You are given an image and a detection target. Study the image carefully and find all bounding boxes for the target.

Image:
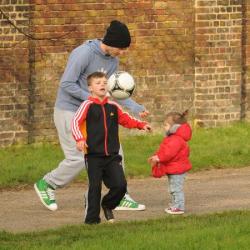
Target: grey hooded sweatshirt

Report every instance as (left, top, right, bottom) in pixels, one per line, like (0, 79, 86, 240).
(55, 39, 145, 115)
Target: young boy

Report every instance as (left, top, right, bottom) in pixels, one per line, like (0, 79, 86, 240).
(72, 72, 151, 224)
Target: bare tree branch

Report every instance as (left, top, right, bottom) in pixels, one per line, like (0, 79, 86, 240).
(0, 8, 73, 41)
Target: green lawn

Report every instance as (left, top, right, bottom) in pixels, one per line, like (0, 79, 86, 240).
(1, 211, 250, 250)
(0, 122, 250, 188)
(1, 123, 250, 249)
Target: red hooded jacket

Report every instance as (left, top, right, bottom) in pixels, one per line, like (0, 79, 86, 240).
(152, 123, 192, 177)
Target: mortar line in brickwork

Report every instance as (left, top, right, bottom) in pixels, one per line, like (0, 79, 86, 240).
(240, 0, 247, 120)
(194, 0, 198, 117)
(192, 0, 196, 118)
(27, 4, 36, 144)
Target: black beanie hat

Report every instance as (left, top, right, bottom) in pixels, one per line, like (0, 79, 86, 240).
(103, 20, 131, 48)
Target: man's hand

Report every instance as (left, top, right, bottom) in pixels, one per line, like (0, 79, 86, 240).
(148, 155, 160, 167)
(139, 110, 149, 118)
(76, 140, 88, 152)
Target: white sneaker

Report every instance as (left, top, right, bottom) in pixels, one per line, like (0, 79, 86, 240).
(34, 179, 58, 211)
(165, 207, 184, 215)
(114, 194, 146, 211)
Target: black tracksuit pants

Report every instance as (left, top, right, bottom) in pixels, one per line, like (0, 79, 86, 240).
(84, 154, 127, 224)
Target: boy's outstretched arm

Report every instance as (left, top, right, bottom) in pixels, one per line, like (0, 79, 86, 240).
(111, 101, 151, 131)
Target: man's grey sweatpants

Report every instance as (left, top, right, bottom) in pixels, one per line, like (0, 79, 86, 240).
(44, 107, 125, 189)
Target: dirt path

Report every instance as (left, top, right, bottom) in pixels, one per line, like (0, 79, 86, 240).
(1, 167, 250, 233)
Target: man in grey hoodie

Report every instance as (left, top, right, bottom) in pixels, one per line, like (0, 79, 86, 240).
(34, 20, 149, 212)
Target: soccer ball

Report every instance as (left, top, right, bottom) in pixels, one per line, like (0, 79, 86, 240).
(107, 71, 136, 100)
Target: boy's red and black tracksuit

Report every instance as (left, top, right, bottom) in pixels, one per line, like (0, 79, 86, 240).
(72, 96, 147, 224)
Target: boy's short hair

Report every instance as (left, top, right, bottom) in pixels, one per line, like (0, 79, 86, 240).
(87, 72, 107, 86)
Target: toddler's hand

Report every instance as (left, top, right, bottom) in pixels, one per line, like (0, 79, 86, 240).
(148, 155, 160, 167)
(76, 140, 88, 152)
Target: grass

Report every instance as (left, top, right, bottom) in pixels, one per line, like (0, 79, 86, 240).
(0, 122, 250, 188)
(124, 122, 250, 173)
(0, 144, 65, 188)
(1, 123, 250, 249)
(1, 211, 250, 250)
(189, 122, 250, 171)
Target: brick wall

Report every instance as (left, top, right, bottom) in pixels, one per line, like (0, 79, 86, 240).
(0, 1, 31, 146)
(245, 1, 250, 119)
(0, 0, 249, 146)
(22, 0, 195, 143)
(195, 0, 242, 126)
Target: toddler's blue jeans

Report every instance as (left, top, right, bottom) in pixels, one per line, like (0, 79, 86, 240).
(167, 173, 186, 210)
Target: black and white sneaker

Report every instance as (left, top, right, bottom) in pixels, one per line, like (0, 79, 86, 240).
(103, 207, 115, 223)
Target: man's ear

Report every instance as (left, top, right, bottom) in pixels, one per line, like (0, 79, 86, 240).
(88, 85, 92, 92)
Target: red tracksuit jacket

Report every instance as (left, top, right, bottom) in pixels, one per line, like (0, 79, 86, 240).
(152, 123, 192, 177)
(72, 96, 147, 156)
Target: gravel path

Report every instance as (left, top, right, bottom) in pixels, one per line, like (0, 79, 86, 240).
(0, 167, 250, 233)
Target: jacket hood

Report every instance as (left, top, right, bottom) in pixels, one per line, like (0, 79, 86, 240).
(174, 123, 192, 141)
(85, 39, 111, 59)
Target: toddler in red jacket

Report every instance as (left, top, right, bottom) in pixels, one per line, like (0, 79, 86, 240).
(148, 110, 192, 215)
